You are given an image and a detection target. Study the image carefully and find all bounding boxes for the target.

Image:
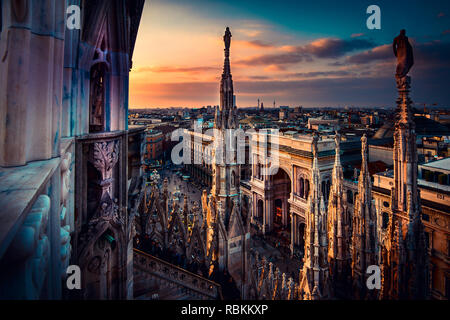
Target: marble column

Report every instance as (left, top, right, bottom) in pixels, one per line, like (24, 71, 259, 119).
(290, 212, 295, 256)
(0, 0, 65, 167)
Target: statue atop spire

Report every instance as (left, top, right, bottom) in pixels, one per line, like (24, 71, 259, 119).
(216, 27, 236, 130)
(224, 27, 232, 51)
(209, 27, 245, 278)
(379, 31, 429, 300)
(393, 29, 414, 82)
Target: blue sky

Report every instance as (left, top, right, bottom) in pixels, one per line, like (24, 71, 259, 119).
(130, 0, 450, 108)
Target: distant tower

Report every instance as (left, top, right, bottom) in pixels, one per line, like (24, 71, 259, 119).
(257, 98, 260, 110)
(351, 134, 377, 299)
(327, 132, 351, 296)
(273, 100, 276, 109)
(260, 102, 264, 111)
(299, 134, 332, 300)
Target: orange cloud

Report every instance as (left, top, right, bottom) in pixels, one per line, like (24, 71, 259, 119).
(264, 64, 286, 72)
(236, 40, 274, 48)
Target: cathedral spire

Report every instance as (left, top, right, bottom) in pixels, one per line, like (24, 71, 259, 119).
(216, 27, 236, 130)
(351, 134, 377, 299)
(327, 132, 351, 296)
(208, 27, 245, 277)
(299, 134, 331, 300)
(390, 69, 428, 299)
(379, 31, 429, 300)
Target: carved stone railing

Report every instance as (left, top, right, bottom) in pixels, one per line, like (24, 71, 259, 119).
(0, 138, 75, 299)
(133, 249, 222, 300)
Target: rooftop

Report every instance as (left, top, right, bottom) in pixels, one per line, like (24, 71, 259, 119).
(420, 157, 450, 171)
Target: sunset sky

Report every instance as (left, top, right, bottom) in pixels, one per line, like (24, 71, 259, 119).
(129, 0, 450, 109)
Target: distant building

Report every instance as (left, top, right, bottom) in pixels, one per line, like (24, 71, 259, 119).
(418, 136, 450, 161)
(279, 106, 289, 120)
(307, 117, 340, 131)
(143, 130, 163, 174)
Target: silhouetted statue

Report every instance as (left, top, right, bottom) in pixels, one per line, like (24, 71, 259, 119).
(393, 29, 414, 79)
(224, 27, 232, 51)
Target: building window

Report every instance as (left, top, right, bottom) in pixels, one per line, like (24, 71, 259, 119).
(257, 163, 262, 180)
(422, 213, 430, 222)
(438, 173, 448, 186)
(382, 212, 389, 229)
(347, 190, 353, 205)
(305, 180, 310, 199)
(299, 177, 304, 198)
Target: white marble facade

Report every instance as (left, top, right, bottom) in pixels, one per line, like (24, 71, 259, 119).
(0, 0, 145, 300)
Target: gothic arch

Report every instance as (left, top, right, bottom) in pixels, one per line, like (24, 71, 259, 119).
(167, 208, 188, 256)
(231, 170, 236, 187)
(296, 170, 310, 200)
(299, 177, 305, 198)
(187, 225, 207, 268)
(257, 199, 264, 218)
(89, 62, 108, 133)
(78, 220, 125, 299)
(278, 165, 293, 182)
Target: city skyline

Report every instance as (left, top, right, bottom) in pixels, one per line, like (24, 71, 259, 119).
(130, 0, 450, 109)
(1, 1, 449, 304)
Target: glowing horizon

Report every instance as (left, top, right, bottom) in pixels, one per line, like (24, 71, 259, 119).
(130, 0, 450, 109)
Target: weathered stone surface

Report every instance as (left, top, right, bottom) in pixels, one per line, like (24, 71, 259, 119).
(0, 158, 59, 259)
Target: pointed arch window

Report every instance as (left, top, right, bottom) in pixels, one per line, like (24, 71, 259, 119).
(231, 170, 236, 187)
(326, 180, 331, 201)
(299, 177, 305, 198)
(305, 179, 310, 199)
(89, 63, 107, 133)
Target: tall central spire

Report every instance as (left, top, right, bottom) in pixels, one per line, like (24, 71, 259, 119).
(223, 27, 232, 76)
(215, 27, 236, 130)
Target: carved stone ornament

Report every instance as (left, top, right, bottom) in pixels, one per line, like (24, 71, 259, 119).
(89, 140, 120, 181)
(78, 193, 124, 251)
(395, 75, 411, 91)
